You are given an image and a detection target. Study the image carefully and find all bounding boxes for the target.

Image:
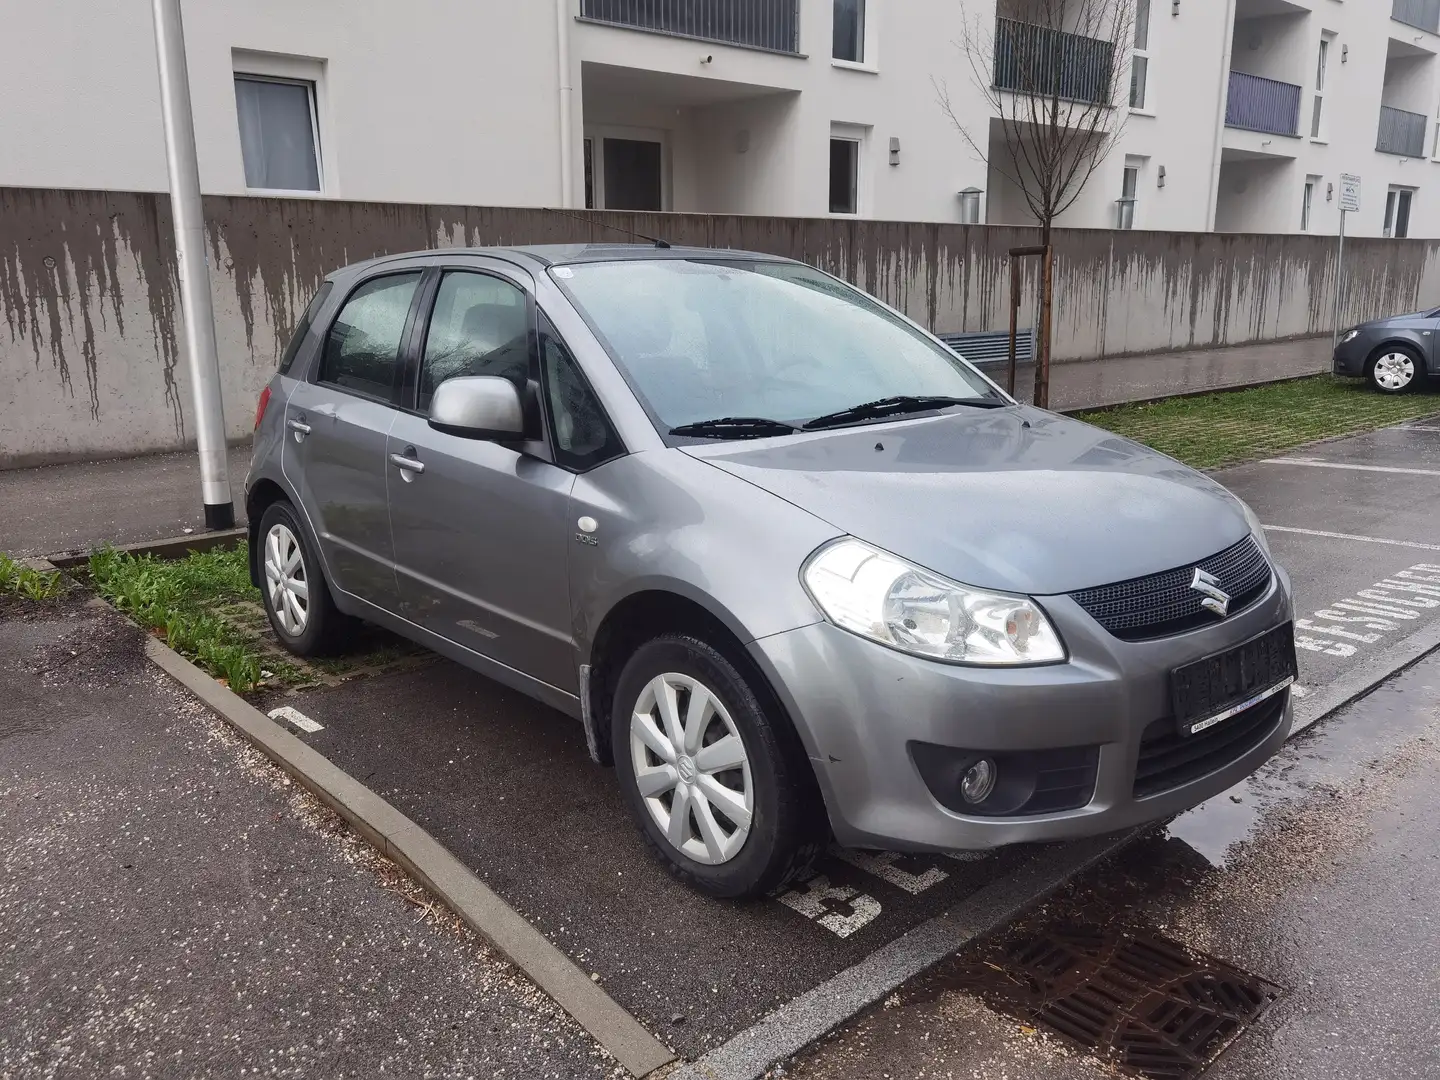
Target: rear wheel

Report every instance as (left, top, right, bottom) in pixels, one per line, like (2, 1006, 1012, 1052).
(1368, 347, 1420, 394)
(257, 500, 354, 656)
(612, 634, 823, 898)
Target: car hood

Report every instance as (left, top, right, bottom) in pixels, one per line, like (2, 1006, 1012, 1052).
(1362, 309, 1429, 328)
(682, 406, 1253, 596)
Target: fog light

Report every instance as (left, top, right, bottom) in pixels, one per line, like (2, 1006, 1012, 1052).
(961, 758, 997, 804)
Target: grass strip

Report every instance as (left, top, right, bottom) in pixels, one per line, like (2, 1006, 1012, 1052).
(0, 553, 69, 600)
(88, 543, 279, 693)
(1076, 375, 1440, 469)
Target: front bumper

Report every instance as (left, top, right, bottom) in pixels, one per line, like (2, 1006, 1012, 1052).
(747, 563, 1294, 852)
(1333, 336, 1368, 376)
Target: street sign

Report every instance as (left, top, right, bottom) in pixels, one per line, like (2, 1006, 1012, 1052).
(1339, 174, 1361, 214)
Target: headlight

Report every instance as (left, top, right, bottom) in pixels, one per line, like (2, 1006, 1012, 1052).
(801, 539, 1065, 665)
(1238, 499, 1272, 558)
(1340, 329, 1359, 343)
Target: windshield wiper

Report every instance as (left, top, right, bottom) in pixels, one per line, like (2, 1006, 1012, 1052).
(802, 394, 1005, 431)
(669, 416, 800, 439)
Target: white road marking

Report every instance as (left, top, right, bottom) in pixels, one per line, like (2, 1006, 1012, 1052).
(1260, 458, 1440, 477)
(267, 705, 323, 733)
(1264, 525, 1440, 552)
(833, 850, 949, 894)
(1397, 425, 1440, 434)
(1294, 564, 1440, 659)
(776, 874, 882, 937)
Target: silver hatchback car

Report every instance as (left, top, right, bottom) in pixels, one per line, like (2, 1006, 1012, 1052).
(246, 245, 1296, 898)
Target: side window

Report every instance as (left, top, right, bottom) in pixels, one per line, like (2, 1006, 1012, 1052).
(317, 272, 422, 400)
(278, 280, 332, 375)
(540, 314, 624, 471)
(419, 271, 531, 411)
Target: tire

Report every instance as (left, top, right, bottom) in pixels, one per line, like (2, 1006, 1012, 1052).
(1367, 346, 1421, 394)
(611, 634, 824, 899)
(256, 500, 354, 657)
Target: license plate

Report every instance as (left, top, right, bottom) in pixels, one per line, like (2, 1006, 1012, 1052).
(1170, 623, 1297, 737)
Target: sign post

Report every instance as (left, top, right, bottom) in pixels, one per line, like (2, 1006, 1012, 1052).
(1334, 174, 1361, 351)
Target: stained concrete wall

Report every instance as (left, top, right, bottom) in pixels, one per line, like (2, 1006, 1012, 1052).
(4, 186, 1439, 466)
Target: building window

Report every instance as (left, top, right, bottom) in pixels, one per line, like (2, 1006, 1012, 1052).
(234, 75, 321, 192)
(1117, 163, 1139, 229)
(583, 129, 666, 211)
(1311, 36, 1330, 139)
(829, 137, 859, 214)
(583, 138, 595, 209)
(1385, 188, 1414, 238)
(1301, 178, 1316, 231)
(1130, 0, 1151, 109)
(833, 0, 865, 62)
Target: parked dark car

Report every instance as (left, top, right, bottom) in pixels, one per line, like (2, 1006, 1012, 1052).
(1333, 308, 1440, 393)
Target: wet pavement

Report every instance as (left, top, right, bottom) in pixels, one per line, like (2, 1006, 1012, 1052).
(786, 646, 1440, 1080)
(0, 602, 620, 1079)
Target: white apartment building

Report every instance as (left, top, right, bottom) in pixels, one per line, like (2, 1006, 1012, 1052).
(1, 0, 1436, 238)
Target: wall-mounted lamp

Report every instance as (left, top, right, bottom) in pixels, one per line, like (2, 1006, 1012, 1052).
(1341, 44, 1348, 63)
(1157, 165, 1167, 188)
(958, 187, 983, 224)
(701, 54, 713, 64)
(1327, 183, 1334, 201)
(889, 137, 901, 167)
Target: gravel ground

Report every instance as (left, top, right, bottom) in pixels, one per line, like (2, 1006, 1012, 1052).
(0, 601, 623, 1079)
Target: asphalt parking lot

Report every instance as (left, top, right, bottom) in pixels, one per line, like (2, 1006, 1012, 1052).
(249, 418, 1440, 1069)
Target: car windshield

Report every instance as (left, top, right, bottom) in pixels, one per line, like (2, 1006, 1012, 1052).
(551, 259, 1000, 433)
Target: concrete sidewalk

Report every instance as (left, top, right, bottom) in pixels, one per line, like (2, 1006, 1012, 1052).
(0, 336, 1331, 558)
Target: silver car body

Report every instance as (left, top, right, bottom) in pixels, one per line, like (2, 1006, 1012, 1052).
(247, 245, 1294, 853)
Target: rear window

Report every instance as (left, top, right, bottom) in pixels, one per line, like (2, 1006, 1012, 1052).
(278, 281, 333, 376)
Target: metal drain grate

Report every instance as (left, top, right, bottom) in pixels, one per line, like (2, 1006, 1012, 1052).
(949, 926, 1282, 1079)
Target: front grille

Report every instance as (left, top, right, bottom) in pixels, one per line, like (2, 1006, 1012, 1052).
(1133, 689, 1288, 799)
(1070, 536, 1272, 641)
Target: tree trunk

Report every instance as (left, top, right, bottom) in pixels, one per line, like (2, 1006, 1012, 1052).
(1034, 222, 1054, 410)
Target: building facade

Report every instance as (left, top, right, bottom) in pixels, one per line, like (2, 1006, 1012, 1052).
(1, 0, 1437, 238)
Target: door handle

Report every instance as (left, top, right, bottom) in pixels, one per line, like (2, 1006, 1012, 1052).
(389, 452, 425, 475)
(287, 417, 311, 441)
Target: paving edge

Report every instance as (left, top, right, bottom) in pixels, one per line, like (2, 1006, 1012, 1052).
(46, 527, 246, 568)
(142, 635, 676, 1079)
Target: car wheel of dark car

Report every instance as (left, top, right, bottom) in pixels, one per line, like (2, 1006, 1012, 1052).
(1367, 346, 1421, 394)
(612, 634, 823, 899)
(257, 500, 354, 657)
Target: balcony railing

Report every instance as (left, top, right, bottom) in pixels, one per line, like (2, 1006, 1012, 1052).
(578, 0, 799, 54)
(993, 17, 1116, 105)
(1224, 70, 1301, 137)
(1393, 0, 1440, 34)
(1378, 104, 1428, 156)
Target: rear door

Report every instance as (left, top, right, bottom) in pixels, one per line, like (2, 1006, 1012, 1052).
(385, 262, 580, 693)
(282, 268, 425, 609)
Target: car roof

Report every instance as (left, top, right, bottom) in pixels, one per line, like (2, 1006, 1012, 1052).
(330, 243, 794, 279)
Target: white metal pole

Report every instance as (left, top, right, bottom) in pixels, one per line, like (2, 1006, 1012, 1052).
(151, 0, 233, 529)
(1332, 209, 1346, 352)
(555, 0, 575, 208)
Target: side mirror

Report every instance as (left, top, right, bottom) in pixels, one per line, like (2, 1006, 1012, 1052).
(428, 376, 525, 441)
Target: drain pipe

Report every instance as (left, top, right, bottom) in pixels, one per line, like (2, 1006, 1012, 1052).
(1205, 0, 1238, 231)
(556, 0, 575, 208)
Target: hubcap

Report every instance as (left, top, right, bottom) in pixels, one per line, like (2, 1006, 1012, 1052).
(629, 672, 753, 865)
(263, 523, 309, 636)
(1375, 352, 1415, 390)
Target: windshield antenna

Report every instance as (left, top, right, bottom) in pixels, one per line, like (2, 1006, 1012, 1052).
(543, 207, 671, 249)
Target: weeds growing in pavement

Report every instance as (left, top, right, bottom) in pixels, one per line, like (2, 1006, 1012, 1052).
(0, 553, 69, 601)
(88, 543, 273, 693)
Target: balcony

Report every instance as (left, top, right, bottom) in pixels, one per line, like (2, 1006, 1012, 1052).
(578, 0, 799, 54)
(992, 17, 1116, 105)
(1393, 0, 1440, 35)
(1378, 104, 1427, 156)
(1224, 71, 1301, 136)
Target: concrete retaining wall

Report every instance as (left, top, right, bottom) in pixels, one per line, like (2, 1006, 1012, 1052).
(4, 186, 1438, 466)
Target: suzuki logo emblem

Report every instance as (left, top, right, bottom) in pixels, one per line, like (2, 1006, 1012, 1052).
(1190, 568, 1231, 617)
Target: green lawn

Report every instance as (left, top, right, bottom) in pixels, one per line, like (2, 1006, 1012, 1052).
(1076, 375, 1440, 470)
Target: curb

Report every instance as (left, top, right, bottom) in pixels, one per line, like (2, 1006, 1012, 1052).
(46, 527, 246, 568)
(142, 635, 675, 1079)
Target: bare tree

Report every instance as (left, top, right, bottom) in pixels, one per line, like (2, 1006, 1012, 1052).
(936, 0, 1136, 407)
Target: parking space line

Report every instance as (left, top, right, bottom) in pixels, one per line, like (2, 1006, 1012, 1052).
(1260, 458, 1440, 477)
(267, 705, 324, 733)
(1264, 525, 1440, 552)
(1397, 425, 1440, 434)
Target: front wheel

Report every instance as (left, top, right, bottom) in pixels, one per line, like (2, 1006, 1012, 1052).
(612, 634, 823, 899)
(1368, 347, 1421, 394)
